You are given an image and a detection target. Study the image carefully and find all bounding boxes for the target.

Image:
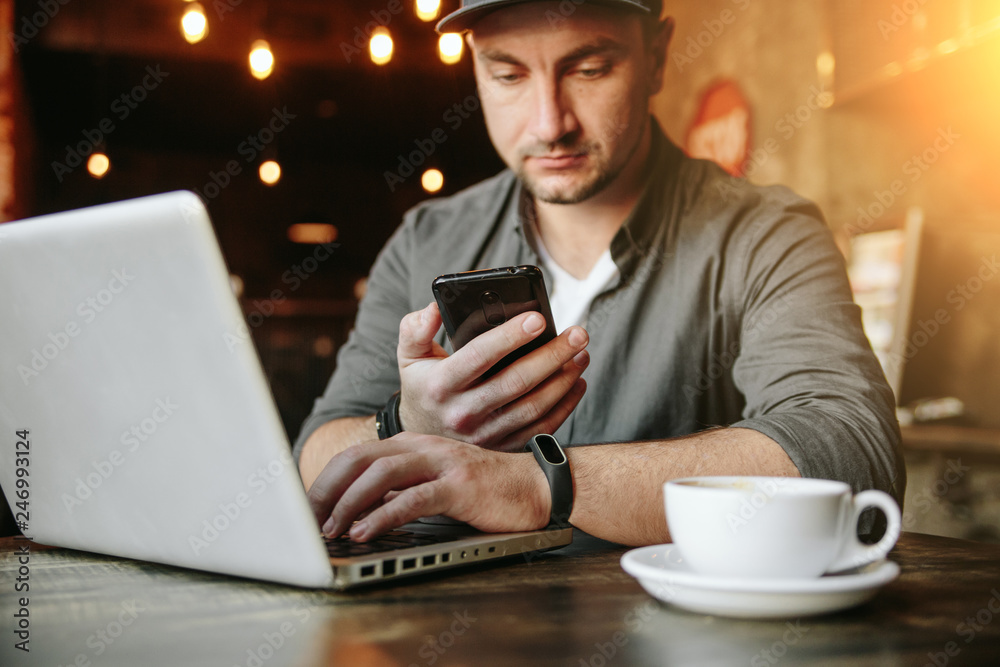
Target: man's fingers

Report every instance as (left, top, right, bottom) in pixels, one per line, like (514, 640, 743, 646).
(397, 302, 444, 365)
(440, 311, 551, 385)
(477, 351, 589, 443)
(324, 452, 436, 538)
(307, 437, 422, 528)
(349, 480, 453, 541)
(474, 325, 589, 412)
(497, 378, 588, 453)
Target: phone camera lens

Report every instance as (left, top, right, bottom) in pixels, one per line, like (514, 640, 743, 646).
(481, 291, 500, 305)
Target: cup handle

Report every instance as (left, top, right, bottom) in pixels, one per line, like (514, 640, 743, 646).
(827, 490, 901, 573)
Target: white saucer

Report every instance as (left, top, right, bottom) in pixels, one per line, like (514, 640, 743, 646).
(620, 544, 900, 618)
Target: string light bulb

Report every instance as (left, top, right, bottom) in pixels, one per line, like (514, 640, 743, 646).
(370, 27, 393, 65)
(249, 39, 275, 80)
(422, 168, 444, 193)
(259, 160, 281, 185)
(416, 0, 441, 22)
(87, 153, 110, 179)
(181, 2, 208, 44)
(439, 33, 463, 64)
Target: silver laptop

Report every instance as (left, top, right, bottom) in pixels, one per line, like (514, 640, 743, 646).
(0, 191, 571, 589)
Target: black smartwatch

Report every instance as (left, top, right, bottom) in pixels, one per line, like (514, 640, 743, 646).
(524, 434, 573, 528)
(375, 391, 403, 440)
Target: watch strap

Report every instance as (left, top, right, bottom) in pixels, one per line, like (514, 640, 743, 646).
(375, 391, 403, 440)
(524, 434, 573, 528)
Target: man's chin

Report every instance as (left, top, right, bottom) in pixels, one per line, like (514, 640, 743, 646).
(521, 179, 606, 204)
(521, 174, 607, 205)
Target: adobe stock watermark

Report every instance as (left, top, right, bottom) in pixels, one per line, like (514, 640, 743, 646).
(880, 253, 998, 377)
(902, 459, 970, 530)
(16, 268, 136, 386)
(878, 0, 929, 41)
(672, 0, 752, 72)
(724, 477, 794, 533)
(845, 126, 960, 236)
(713, 85, 832, 200)
(213, 0, 246, 21)
(406, 610, 477, 667)
(682, 293, 795, 403)
(339, 0, 406, 63)
(922, 588, 1000, 667)
(51, 65, 169, 182)
(188, 448, 295, 555)
(192, 106, 296, 202)
(577, 594, 671, 667)
(223, 241, 339, 352)
(384, 94, 483, 192)
(57, 599, 147, 665)
(233, 601, 320, 667)
(60, 398, 180, 513)
(7, 0, 72, 53)
(586, 246, 671, 331)
(751, 620, 811, 666)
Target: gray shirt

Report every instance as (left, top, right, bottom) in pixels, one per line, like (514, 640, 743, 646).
(294, 123, 906, 505)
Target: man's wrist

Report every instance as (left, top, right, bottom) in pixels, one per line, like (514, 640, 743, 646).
(517, 451, 553, 531)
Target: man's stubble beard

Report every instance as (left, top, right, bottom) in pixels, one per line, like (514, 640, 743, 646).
(516, 143, 617, 205)
(514, 120, 646, 205)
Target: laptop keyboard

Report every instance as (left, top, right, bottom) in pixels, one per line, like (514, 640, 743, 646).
(324, 528, 463, 558)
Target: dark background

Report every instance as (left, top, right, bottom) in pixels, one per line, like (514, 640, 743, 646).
(1, 0, 505, 536)
(13, 0, 505, 433)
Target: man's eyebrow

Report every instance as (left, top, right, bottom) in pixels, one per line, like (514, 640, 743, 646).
(477, 49, 525, 66)
(476, 38, 628, 67)
(555, 38, 629, 66)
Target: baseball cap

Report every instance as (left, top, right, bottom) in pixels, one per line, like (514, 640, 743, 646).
(436, 0, 661, 33)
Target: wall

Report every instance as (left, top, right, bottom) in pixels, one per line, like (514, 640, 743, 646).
(654, 0, 830, 210)
(651, 0, 1000, 542)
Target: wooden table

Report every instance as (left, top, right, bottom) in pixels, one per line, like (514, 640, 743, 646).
(2, 532, 999, 666)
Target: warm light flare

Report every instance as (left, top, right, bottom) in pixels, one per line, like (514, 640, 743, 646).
(422, 168, 444, 193)
(181, 3, 207, 44)
(259, 160, 281, 185)
(370, 28, 393, 65)
(249, 40, 274, 79)
(439, 33, 463, 64)
(816, 51, 835, 78)
(87, 153, 110, 179)
(288, 223, 338, 245)
(416, 0, 441, 22)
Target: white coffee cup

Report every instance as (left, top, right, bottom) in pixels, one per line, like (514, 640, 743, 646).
(664, 476, 901, 579)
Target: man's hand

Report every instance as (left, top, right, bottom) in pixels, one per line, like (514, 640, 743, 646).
(395, 302, 589, 452)
(308, 432, 550, 542)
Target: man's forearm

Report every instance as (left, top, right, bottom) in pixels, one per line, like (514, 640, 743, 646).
(565, 427, 800, 546)
(298, 416, 377, 490)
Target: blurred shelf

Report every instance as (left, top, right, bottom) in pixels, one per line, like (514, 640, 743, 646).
(833, 17, 1000, 108)
(901, 425, 1000, 456)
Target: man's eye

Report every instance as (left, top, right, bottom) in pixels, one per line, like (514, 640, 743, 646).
(575, 64, 610, 79)
(492, 72, 523, 84)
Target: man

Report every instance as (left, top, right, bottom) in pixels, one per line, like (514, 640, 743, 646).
(295, 0, 905, 546)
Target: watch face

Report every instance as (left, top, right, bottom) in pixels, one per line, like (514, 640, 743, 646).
(533, 434, 566, 465)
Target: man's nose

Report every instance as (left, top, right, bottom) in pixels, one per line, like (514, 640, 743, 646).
(530, 79, 578, 145)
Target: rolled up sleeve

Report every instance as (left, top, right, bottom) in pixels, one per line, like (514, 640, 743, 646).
(727, 198, 906, 506)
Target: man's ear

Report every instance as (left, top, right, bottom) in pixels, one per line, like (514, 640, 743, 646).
(648, 16, 675, 97)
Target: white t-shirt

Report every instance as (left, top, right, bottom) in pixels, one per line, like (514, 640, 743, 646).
(533, 232, 620, 333)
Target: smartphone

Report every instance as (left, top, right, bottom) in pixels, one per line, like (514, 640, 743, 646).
(432, 265, 557, 377)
